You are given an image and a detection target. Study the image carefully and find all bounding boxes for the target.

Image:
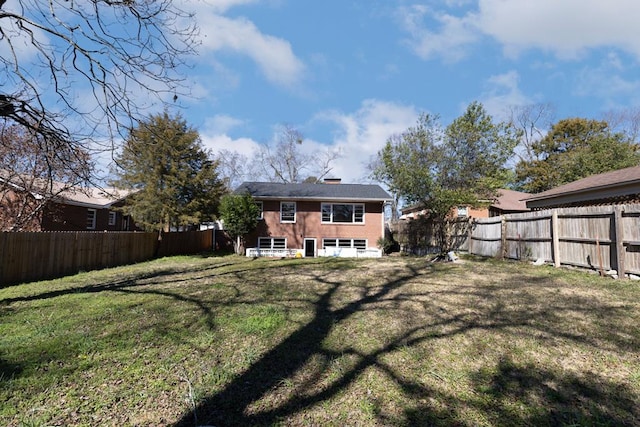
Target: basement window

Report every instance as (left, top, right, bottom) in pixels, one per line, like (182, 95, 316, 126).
(322, 238, 367, 249)
(258, 237, 286, 249)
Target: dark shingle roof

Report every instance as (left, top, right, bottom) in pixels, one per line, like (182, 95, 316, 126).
(234, 181, 392, 202)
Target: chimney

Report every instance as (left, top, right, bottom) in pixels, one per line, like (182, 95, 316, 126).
(324, 178, 342, 184)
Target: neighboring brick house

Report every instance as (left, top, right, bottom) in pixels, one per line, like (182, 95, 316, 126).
(400, 189, 530, 220)
(0, 175, 138, 231)
(39, 187, 139, 232)
(234, 180, 392, 257)
(525, 165, 640, 210)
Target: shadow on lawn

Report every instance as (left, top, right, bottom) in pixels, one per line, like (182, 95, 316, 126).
(3, 256, 637, 426)
(0, 357, 22, 382)
(171, 264, 639, 427)
(476, 356, 637, 426)
(0, 258, 272, 306)
(404, 355, 639, 427)
(173, 263, 425, 427)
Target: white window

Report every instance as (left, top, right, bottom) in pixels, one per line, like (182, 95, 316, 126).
(322, 238, 367, 249)
(108, 211, 116, 226)
(457, 206, 468, 217)
(255, 201, 263, 219)
(86, 209, 97, 230)
(280, 202, 296, 223)
(321, 203, 365, 224)
(258, 237, 286, 249)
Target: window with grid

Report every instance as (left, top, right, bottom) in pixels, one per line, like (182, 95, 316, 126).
(322, 238, 367, 249)
(86, 209, 97, 229)
(255, 201, 263, 219)
(280, 202, 296, 223)
(108, 211, 116, 226)
(321, 203, 364, 223)
(258, 237, 286, 249)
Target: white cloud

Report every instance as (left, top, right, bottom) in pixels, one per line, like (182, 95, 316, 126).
(574, 60, 640, 105)
(198, 0, 260, 13)
(203, 114, 246, 135)
(477, 0, 640, 59)
(200, 133, 261, 159)
(200, 100, 419, 184)
(479, 71, 532, 119)
(193, 10, 305, 88)
(0, 3, 49, 87)
(397, 0, 640, 61)
(316, 100, 420, 183)
(396, 5, 478, 62)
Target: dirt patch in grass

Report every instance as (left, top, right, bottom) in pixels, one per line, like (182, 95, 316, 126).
(1, 255, 639, 426)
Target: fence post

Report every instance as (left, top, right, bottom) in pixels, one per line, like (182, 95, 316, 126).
(551, 210, 560, 268)
(614, 206, 626, 278)
(467, 217, 473, 255)
(500, 216, 506, 259)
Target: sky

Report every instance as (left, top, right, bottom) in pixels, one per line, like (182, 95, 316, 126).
(6, 0, 640, 185)
(178, 0, 640, 185)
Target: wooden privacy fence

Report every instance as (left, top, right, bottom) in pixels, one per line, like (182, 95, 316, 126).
(0, 230, 214, 285)
(470, 204, 640, 277)
(391, 217, 470, 255)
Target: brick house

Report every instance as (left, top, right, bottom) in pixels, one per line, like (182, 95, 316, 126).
(400, 189, 530, 220)
(0, 175, 138, 231)
(39, 187, 139, 232)
(234, 180, 392, 257)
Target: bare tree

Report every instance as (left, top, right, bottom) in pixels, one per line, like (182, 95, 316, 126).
(602, 107, 640, 142)
(216, 149, 250, 191)
(508, 103, 556, 163)
(0, 0, 198, 161)
(252, 125, 340, 183)
(0, 121, 92, 231)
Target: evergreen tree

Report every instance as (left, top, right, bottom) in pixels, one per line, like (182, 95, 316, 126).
(219, 193, 261, 255)
(112, 111, 226, 232)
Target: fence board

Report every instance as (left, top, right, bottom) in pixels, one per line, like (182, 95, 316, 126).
(0, 230, 214, 285)
(390, 203, 640, 277)
(466, 204, 640, 277)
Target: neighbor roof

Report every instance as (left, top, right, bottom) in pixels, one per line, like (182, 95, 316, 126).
(492, 189, 530, 212)
(55, 187, 133, 209)
(235, 181, 392, 202)
(525, 165, 640, 209)
(400, 188, 530, 215)
(0, 169, 133, 209)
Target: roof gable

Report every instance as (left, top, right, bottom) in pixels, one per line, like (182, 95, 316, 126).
(234, 181, 392, 202)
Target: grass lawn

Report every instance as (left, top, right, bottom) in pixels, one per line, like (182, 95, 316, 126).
(1, 254, 639, 426)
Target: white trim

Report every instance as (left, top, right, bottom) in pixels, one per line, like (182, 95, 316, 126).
(304, 238, 317, 257)
(321, 203, 365, 224)
(322, 238, 367, 249)
(86, 208, 97, 230)
(258, 237, 287, 250)
(255, 201, 263, 219)
(246, 248, 299, 257)
(280, 201, 296, 223)
(108, 211, 116, 226)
